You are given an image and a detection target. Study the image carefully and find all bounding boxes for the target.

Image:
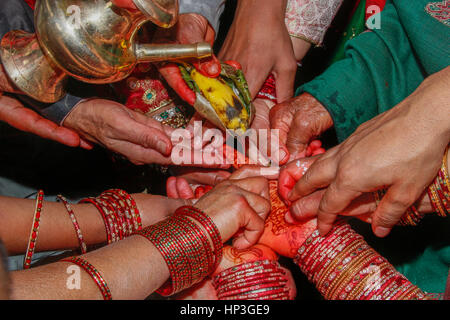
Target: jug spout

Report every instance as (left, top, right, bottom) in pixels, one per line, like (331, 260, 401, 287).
(135, 42, 212, 63)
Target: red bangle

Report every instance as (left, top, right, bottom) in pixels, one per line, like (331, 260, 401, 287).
(79, 197, 112, 244)
(23, 190, 44, 269)
(57, 195, 87, 254)
(212, 260, 292, 300)
(256, 74, 277, 103)
(61, 256, 112, 300)
(294, 222, 430, 300)
(175, 206, 223, 270)
(99, 191, 134, 236)
(107, 189, 142, 231)
(133, 206, 222, 296)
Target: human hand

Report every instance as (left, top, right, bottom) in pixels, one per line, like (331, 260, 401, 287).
(259, 180, 317, 258)
(194, 177, 270, 248)
(270, 93, 333, 160)
(174, 244, 296, 300)
(279, 157, 435, 226)
(63, 99, 174, 165)
(286, 68, 450, 237)
(0, 95, 92, 149)
(154, 13, 220, 105)
(219, 0, 296, 102)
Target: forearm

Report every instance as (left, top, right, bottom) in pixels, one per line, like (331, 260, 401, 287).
(0, 192, 184, 255)
(0, 196, 105, 255)
(237, 0, 287, 19)
(10, 235, 169, 299)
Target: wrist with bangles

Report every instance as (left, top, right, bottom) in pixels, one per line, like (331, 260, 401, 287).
(294, 220, 431, 300)
(133, 205, 223, 296)
(212, 260, 293, 300)
(58, 205, 222, 300)
(23, 189, 142, 269)
(374, 145, 449, 226)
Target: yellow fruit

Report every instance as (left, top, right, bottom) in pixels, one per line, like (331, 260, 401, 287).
(190, 69, 249, 131)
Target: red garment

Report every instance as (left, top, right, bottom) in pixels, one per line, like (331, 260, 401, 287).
(24, 0, 35, 10)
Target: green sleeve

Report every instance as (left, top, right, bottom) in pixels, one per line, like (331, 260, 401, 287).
(297, 3, 424, 142)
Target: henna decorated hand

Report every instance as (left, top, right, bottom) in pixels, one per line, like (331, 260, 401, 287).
(174, 244, 297, 300)
(259, 180, 317, 258)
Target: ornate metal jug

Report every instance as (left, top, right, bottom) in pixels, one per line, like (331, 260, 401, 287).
(0, 0, 211, 102)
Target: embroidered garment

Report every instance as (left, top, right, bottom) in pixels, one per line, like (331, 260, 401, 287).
(285, 0, 344, 45)
(114, 64, 191, 129)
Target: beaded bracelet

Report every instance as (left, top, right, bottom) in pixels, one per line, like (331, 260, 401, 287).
(133, 206, 222, 296)
(23, 190, 44, 270)
(61, 256, 112, 300)
(212, 260, 292, 300)
(57, 195, 87, 254)
(256, 74, 277, 103)
(294, 222, 430, 300)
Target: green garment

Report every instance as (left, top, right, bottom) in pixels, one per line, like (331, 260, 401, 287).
(298, 0, 450, 142)
(329, 0, 367, 66)
(297, 0, 450, 294)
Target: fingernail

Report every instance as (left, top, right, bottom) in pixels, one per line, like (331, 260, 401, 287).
(374, 227, 391, 238)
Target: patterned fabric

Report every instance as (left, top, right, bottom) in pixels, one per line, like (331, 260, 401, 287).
(425, 0, 450, 27)
(285, 0, 344, 45)
(114, 63, 191, 129)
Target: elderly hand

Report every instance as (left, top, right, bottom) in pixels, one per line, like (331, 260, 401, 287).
(219, 0, 297, 102)
(270, 93, 333, 160)
(63, 98, 174, 165)
(286, 68, 450, 237)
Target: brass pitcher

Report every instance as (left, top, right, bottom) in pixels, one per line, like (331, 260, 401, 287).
(0, 0, 212, 103)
